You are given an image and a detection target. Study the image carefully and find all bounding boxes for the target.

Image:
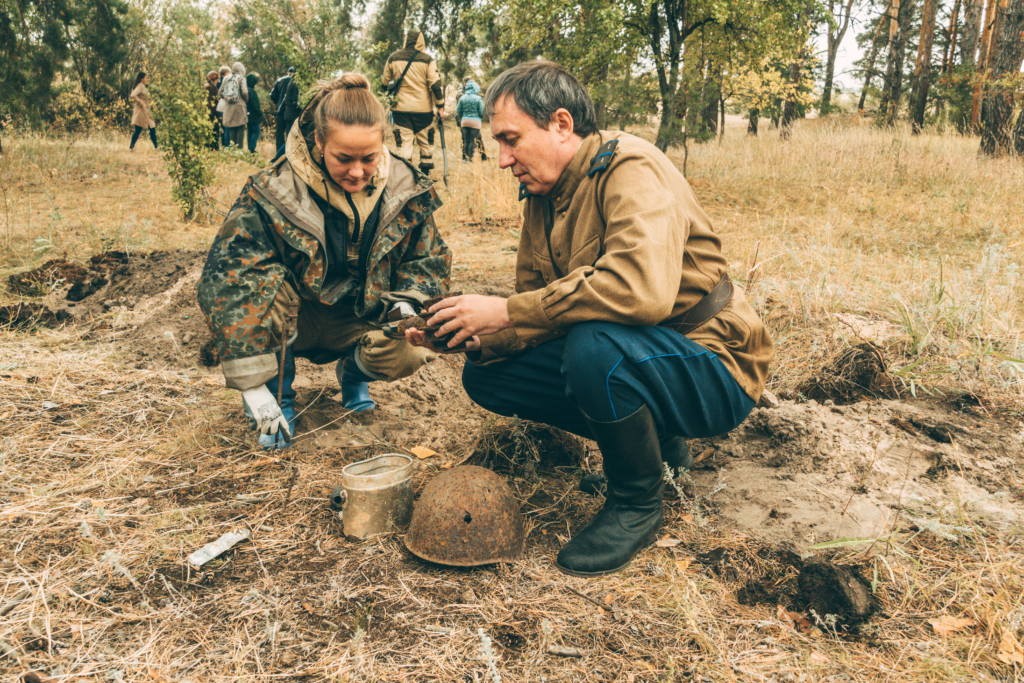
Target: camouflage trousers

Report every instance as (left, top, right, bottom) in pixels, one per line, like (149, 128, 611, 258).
(272, 282, 435, 382)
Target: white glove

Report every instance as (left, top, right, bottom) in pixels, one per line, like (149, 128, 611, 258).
(390, 300, 417, 318)
(241, 384, 291, 441)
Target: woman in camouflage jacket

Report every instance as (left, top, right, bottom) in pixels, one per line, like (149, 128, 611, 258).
(197, 73, 451, 450)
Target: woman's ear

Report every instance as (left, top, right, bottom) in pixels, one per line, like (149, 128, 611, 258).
(314, 131, 323, 153)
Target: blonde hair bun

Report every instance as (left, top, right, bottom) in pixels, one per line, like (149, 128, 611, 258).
(335, 73, 370, 90)
(313, 72, 386, 140)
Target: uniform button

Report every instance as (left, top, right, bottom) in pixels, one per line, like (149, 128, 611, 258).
(555, 250, 561, 257)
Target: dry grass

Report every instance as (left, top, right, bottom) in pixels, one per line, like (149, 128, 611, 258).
(1, 121, 1023, 681)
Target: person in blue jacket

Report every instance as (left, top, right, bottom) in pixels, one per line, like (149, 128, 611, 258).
(456, 79, 487, 161)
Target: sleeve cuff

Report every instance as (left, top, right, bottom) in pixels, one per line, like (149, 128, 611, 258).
(469, 328, 526, 364)
(222, 353, 279, 391)
(506, 289, 548, 328)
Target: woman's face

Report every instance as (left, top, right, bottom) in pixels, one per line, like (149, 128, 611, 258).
(316, 124, 384, 194)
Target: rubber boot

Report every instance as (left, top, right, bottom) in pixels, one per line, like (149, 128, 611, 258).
(579, 434, 691, 496)
(243, 347, 297, 451)
(336, 351, 375, 413)
(557, 404, 665, 576)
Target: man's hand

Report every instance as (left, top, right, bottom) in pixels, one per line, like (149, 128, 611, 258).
(405, 327, 480, 352)
(437, 107, 445, 118)
(423, 295, 510, 348)
(241, 385, 291, 441)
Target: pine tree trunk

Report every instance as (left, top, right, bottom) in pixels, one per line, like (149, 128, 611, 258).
(961, 0, 985, 64)
(1014, 107, 1024, 154)
(821, 0, 856, 114)
(781, 59, 802, 140)
(941, 0, 963, 72)
(878, 0, 914, 126)
(859, 13, 888, 110)
(911, 0, 939, 133)
(980, 0, 1024, 154)
(971, 0, 1003, 130)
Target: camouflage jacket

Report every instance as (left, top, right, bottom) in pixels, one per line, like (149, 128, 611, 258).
(197, 157, 450, 390)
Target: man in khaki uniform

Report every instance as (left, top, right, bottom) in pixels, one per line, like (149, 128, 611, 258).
(408, 61, 773, 577)
(382, 30, 444, 174)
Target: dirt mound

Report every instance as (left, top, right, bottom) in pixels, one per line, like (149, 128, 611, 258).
(7, 259, 89, 295)
(0, 303, 72, 330)
(466, 419, 586, 480)
(796, 342, 899, 404)
(722, 545, 875, 629)
(40, 249, 215, 368)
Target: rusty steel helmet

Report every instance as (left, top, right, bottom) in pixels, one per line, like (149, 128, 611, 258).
(405, 465, 525, 566)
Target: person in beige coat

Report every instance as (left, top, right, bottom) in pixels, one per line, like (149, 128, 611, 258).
(129, 72, 157, 150)
(218, 62, 249, 148)
(408, 61, 774, 577)
(381, 30, 444, 174)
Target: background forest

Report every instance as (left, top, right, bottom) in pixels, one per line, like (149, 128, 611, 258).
(2, 0, 1023, 157)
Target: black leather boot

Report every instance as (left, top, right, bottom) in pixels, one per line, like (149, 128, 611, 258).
(578, 433, 690, 496)
(557, 405, 665, 576)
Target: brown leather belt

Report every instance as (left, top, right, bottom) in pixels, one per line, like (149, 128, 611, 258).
(661, 274, 734, 336)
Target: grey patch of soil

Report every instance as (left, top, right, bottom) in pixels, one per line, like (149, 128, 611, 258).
(690, 398, 1024, 550)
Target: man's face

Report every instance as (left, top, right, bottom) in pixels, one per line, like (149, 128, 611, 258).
(490, 96, 577, 196)
(317, 124, 383, 194)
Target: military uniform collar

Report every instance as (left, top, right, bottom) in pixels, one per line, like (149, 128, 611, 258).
(543, 133, 602, 210)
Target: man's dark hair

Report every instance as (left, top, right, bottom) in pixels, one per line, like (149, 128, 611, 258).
(483, 61, 597, 137)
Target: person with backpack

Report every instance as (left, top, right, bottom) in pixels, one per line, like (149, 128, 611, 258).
(245, 72, 262, 153)
(456, 79, 487, 162)
(381, 30, 444, 175)
(197, 74, 451, 450)
(270, 66, 300, 155)
(205, 71, 222, 149)
(129, 72, 157, 151)
(219, 62, 249, 148)
(216, 66, 231, 147)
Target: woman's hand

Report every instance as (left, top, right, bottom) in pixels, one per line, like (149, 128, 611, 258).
(424, 295, 510, 349)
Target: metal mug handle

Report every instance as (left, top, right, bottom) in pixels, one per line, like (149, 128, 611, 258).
(329, 485, 346, 512)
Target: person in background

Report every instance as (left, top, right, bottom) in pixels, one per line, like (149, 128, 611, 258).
(197, 74, 450, 450)
(270, 66, 300, 158)
(219, 62, 249, 148)
(205, 71, 222, 150)
(456, 79, 487, 162)
(246, 72, 262, 153)
(381, 30, 444, 175)
(129, 72, 157, 151)
(217, 65, 231, 147)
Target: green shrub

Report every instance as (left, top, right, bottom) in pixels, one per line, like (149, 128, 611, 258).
(153, 77, 213, 220)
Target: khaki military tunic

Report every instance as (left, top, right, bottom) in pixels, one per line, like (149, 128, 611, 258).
(476, 131, 773, 401)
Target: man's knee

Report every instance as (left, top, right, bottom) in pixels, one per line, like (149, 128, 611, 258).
(561, 321, 637, 415)
(461, 360, 495, 410)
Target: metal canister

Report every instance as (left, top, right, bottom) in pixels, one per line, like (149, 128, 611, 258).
(335, 454, 414, 539)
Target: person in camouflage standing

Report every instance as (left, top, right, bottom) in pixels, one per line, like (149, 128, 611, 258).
(197, 73, 451, 450)
(381, 30, 444, 175)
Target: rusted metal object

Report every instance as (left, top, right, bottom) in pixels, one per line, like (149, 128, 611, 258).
(405, 465, 525, 566)
(380, 296, 469, 353)
(336, 454, 414, 539)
